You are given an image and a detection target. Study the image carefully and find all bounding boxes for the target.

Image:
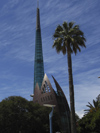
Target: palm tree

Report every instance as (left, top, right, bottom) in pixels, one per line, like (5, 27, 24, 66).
(85, 99, 100, 114)
(52, 21, 86, 133)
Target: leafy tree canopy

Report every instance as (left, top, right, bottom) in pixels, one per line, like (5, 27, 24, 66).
(0, 96, 60, 133)
(77, 109, 100, 133)
(77, 95, 100, 133)
(84, 95, 100, 114)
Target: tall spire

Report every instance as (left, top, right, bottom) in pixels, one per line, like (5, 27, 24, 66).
(34, 3, 44, 91)
(36, 0, 40, 29)
(36, 7, 40, 29)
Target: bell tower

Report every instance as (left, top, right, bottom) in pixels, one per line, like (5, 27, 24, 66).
(34, 2, 44, 91)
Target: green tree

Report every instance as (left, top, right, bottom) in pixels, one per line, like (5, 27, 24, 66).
(0, 96, 60, 133)
(52, 21, 86, 133)
(77, 110, 100, 133)
(96, 94, 100, 107)
(84, 99, 100, 114)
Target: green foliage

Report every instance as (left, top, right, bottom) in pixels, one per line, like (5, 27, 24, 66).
(96, 94, 100, 108)
(84, 98, 100, 114)
(77, 95, 100, 133)
(77, 109, 100, 133)
(0, 96, 61, 133)
(52, 21, 86, 55)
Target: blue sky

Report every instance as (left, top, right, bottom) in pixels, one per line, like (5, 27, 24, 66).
(0, 0, 100, 118)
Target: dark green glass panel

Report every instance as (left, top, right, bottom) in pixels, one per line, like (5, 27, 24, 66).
(34, 28, 44, 91)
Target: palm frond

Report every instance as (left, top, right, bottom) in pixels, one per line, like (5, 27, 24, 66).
(52, 40, 58, 48)
(84, 109, 90, 112)
(52, 21, 86, 55)
(62, 45, 67, 55)
(69, 22, 75, 29)
(74, 44, 81, 54)
(77, 40, 86, 48)
(62, 21, 68, 34)
(53, 31, 65, 39)
(56, 45, 62, 54)
(53, 32, 61, 38)
(55, 25, 63, 32)
(88, 102, 94, 108)
(68, 28, 76, 35)
(73, 25, 79, 30)
(72, 45, 77, 54)
(52, 38, 63, 54)
(75, 30, 84, 36)
(93, 100, 99, 108)
(73, 36, 86, 48)
(84, 99, 100, 114)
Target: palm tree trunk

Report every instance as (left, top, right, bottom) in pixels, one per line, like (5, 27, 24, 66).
(67, 51, 76, 133)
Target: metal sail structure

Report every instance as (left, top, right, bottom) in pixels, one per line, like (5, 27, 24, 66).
(34, 3, 44, 91)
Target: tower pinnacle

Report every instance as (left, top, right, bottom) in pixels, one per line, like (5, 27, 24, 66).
(37, 0, 39, 8)
(36, 4, 40, 30)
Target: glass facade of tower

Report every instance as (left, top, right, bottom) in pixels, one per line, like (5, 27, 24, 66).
(34, 8, 44, 91)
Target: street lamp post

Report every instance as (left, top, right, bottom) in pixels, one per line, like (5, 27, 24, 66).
(43, 104, 56, 133)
